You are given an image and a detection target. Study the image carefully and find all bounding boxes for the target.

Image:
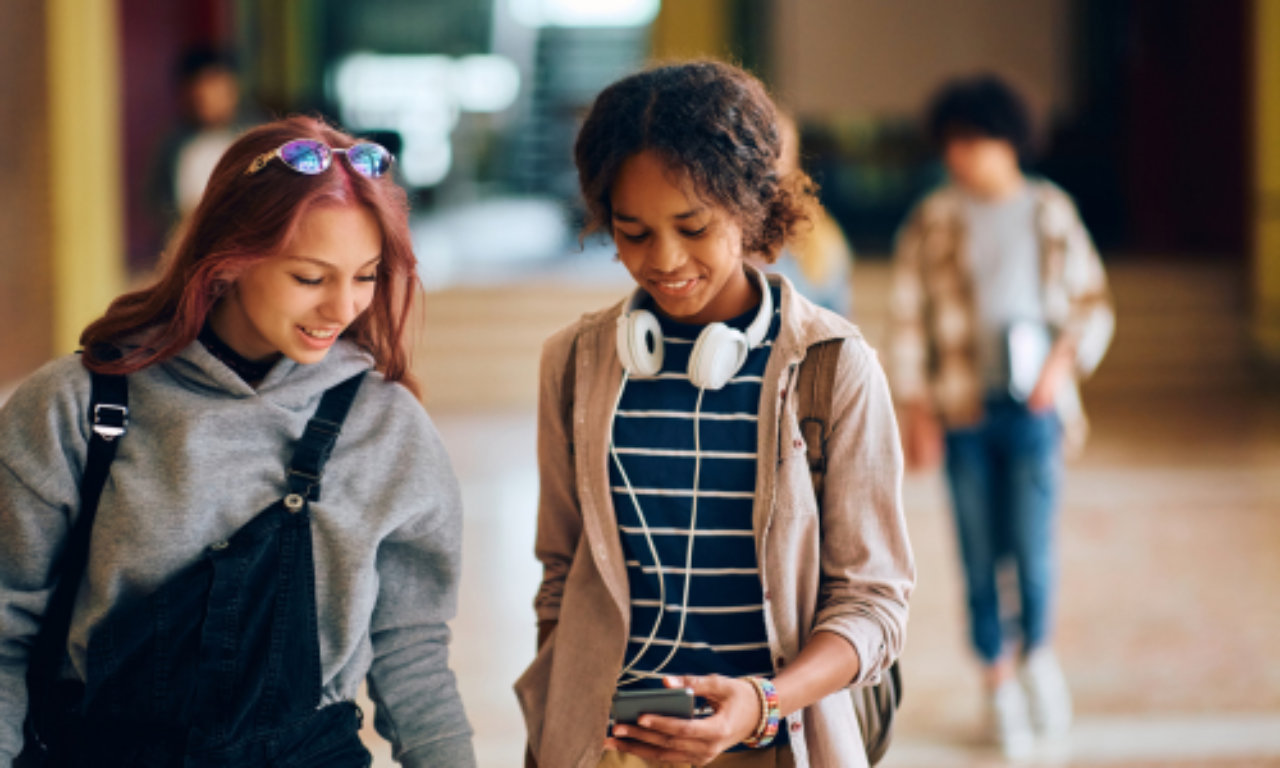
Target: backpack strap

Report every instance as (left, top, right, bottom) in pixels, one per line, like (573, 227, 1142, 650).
(286, 372, 367, 502)
(793, 338, 903, 765)
(559, 338, 579, 458)
(25, 368, 128, 743)
(795, 339, 843, 501)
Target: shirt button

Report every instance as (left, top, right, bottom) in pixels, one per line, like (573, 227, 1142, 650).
(775, 656, 786, 669)
(793, 439, 802, 449)
(764, 590, 771, 600)
(790, 721, 802, 734)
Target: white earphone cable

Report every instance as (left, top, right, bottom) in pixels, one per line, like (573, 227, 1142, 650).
(614, 382, 707, 686)
(610, 371, 670, 685)
(628, 387, 705, 682)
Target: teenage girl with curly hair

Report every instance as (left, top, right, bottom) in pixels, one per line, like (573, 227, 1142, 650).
(516, 61, 914, 768)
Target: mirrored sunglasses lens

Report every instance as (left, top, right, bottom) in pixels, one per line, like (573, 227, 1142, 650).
(279, 140, 330, 174)
(346, 144, 392, 178)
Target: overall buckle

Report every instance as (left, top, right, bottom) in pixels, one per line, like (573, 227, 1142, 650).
(92, 404, 129, 441)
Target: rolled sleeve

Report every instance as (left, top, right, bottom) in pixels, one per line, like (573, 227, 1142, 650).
(365, 453, 476, 767)
(811, 340, 915, 687)
(886, 211, 932, 405)
(1052, 194, 1115, 378)
(398, 734, 478, 768)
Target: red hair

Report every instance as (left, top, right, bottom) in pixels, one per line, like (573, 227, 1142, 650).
(82, 116, 421, 396)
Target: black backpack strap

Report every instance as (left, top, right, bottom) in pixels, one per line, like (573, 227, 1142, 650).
(286, 372, 367, 502)
(795, 339, 843, 501)
(25, 369, 128, 745)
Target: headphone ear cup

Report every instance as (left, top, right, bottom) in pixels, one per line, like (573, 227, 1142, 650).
(616, 310, 665, 377)
(688, 324, 748, 390)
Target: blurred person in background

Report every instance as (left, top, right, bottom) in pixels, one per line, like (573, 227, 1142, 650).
(518, 60, 913, 768)
(887, 75, 1113, 758)
(0, 117, 475, 767)
(758, 111, 854, 317)
(147, 49, 247, 236)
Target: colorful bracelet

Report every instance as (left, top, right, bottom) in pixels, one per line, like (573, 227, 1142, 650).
(741, 676, 781, 749)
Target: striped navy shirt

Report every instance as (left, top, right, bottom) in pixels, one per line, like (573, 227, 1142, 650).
(610, 286, 782, 693)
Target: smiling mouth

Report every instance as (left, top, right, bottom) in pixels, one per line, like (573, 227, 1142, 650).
(651, 277, 701, 297)
(298, 326, 339, 339)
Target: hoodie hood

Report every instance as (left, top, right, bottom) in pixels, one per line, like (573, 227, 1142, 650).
(159, 338, 376, 410)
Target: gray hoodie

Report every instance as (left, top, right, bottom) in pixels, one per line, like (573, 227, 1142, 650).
(0, 339, 475, 766)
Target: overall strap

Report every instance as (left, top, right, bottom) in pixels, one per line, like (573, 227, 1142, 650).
(286, 372, 367, 502)
(27, 370, 128, 709)
(795, 339, 843, 501)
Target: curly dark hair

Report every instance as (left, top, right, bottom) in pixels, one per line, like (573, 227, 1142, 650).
(926, 74, 1033, 160)
(574, 60, 816, 261)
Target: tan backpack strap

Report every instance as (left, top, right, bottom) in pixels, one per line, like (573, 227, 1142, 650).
(561, 338, 579, 457)
(795, 339, 843, 501)
(796, 337, 904, 765)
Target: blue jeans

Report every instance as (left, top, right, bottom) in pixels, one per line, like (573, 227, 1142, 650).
(944, 396, 1063, 664)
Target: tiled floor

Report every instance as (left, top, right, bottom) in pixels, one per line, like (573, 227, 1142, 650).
(879, 400, 1280, 767)
(355, 387, 1280, 766)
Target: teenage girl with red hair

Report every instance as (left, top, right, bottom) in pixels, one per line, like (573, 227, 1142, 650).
(0, 117, 475, 767)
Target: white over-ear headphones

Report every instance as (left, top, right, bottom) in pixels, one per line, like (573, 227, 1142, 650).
(615, 265, 774, 390)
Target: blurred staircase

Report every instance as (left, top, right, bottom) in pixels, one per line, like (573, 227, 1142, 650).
(413, 280, 628, 410)
(413, 260, 1257, 411)
(1083, 262, 1256, 394)
(853, 259, 1257, 397)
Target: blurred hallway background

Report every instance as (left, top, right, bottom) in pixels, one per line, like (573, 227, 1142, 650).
(1, 1, 1277, 765)
(407, 259, 1280, 767)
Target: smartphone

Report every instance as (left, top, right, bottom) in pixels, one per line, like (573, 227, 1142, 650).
(610, 687, 696, 725)
(1006, 321, 1052, 402)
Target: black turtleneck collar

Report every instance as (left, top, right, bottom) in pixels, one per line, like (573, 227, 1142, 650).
(198, 325, 279, 384)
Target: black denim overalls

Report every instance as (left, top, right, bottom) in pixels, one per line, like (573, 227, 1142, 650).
(47, 372, 372, 767)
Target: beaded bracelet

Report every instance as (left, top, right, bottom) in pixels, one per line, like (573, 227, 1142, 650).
(745, 678, 768, 742)
(741, 676, 781, 749)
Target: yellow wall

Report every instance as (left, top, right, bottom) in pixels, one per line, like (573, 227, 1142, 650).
(47, 0, 125, 354)
(651, 0, 733, 62)
(253, 0, 324, 112)
(0, 2, 53, 385)
(1255, 0, 1280, 367)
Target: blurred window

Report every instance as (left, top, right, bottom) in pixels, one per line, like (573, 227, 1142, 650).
(510, 0, 659, 28)
(332, 54, 520, 187)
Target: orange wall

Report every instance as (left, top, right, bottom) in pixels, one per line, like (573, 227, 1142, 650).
(771, 0, 1071, 123)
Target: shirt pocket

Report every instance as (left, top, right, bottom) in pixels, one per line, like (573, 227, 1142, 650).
(773, 399, 821, 523)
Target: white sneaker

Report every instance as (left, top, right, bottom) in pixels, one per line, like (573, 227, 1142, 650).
(989, 678, 1035, 760)
(1020, 648, 1073, 739)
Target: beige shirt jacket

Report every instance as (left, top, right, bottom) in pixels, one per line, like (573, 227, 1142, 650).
(516, 276, 916, 768)
(887, 181, 1115, 454)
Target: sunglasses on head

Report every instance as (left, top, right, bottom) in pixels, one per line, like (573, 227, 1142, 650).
(244, 139, 394, 179)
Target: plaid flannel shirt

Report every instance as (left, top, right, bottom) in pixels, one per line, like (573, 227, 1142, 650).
(887, 180, 1114, 453)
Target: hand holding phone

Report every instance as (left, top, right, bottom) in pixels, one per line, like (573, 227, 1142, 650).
(605, 676, 762, 765)
(610, 687, 696, 725)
